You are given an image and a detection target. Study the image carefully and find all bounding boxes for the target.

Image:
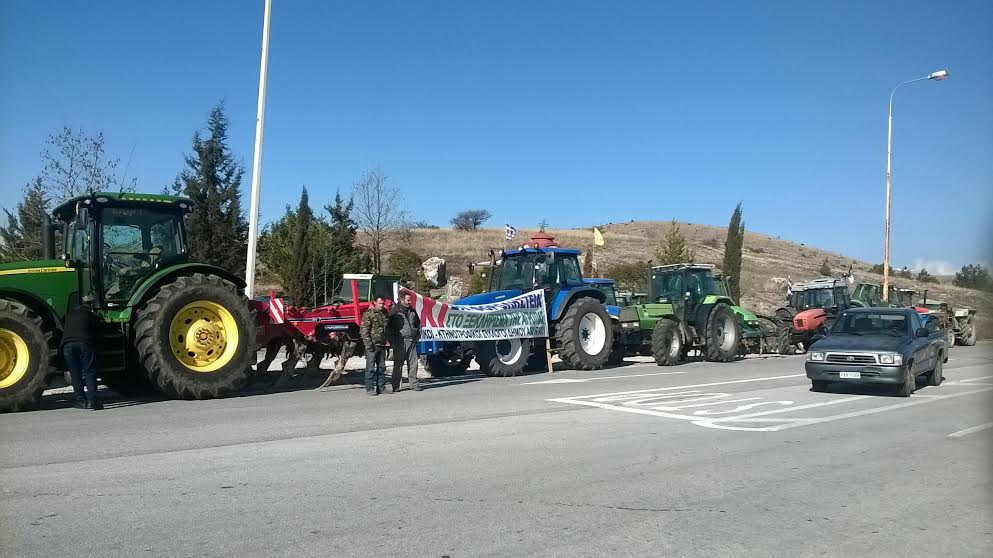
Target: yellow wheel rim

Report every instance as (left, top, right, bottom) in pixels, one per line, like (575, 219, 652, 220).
(168, 300, 240, 373)
(0, 327, 30, 389)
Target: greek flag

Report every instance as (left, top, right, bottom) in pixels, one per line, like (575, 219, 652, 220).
(505, 224, 517, 241)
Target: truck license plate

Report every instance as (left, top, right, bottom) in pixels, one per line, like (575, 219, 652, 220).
(839, 371, 861, 379)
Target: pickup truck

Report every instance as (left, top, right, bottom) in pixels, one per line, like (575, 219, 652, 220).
(804, 307, 947, 397)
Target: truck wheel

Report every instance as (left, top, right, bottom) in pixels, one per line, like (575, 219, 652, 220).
(425, 354, 471, 377)
(475, 338, 530, 377)
(556, 297, 612, 370)
(0, 300, 54, 412)
(704, 303, 741, 362)
(651, 319, 683, 366)
(133, 273, 255, 399)
(927, 355, 944, 387)
(896, 363, 915, 397)
(958, 324, 977, 346)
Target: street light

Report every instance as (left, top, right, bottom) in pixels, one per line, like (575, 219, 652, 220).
(881, 68, 948, 302)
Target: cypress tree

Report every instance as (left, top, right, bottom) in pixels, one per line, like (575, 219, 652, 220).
(286, 187, 313, 306)
(721, 202, 744, 303)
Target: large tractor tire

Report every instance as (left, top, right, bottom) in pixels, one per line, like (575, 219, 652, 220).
(704, 303, 741, 362)
(556, 297, 612, 370)
(425, 353, 472, 377)
(957, 324, 977, 346)
(651, 318, 684, 366)
(775, 309, 795, 355)
(0, 299, 54, 412)
(475, 338, 531, 377)
(133, 273, 255, 399)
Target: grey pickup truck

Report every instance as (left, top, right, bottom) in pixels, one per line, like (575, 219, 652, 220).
(804, 307, 947, 397)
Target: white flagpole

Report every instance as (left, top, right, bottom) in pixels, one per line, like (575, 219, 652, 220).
(245, 0, 273, 297)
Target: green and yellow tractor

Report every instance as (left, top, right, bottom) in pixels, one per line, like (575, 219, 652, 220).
(0, 192, 256, 411)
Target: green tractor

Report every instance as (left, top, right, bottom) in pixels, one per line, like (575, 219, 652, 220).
(619, 263, 742, 366)
(0, 192, 256, 411)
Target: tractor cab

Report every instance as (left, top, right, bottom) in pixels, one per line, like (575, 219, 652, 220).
(889, 287, 918, 308)
(495, 248, 584, 293)
(788, 278, 851, 312)
(649, 264, 724, 320)
(52, 192, 192, 309)
(851, 282, 885, 307)
(335, 273, 398, 304)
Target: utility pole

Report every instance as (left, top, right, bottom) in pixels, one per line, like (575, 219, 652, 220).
(244, 0, 273, 297)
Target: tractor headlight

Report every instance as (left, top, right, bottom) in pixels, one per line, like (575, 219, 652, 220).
(878, 353, 903, 365)
(807, 352, 825, 361)
(621, 321, 638, 329)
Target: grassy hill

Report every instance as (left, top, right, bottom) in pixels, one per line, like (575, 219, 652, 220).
(387, 220, 992, 339)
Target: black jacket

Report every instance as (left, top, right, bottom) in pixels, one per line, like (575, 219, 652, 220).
(389, 303, 421, 341)
(62, 303, 98, 345)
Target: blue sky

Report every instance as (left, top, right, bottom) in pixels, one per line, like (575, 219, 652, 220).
(2, 1, 991, 273)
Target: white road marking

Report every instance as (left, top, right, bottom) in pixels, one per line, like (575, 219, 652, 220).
(544, 373, 805, 393)
(947, 422, 993, 438)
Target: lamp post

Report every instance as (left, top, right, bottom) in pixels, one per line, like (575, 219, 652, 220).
(245, 0, 273, 298)
(882, 69, 948, 302)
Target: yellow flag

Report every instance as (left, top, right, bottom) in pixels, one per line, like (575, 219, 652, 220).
(593, 227, 605, 246)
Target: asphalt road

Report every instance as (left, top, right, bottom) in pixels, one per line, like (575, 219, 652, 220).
(2, 345, 991, 557)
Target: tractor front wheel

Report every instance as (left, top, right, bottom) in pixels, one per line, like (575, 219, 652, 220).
(958, 324, 977, 346)
(133, 273, 255, 399)
(0, 300, 54, 412)
(556, 297, 612, 370)
(475, 338, 531, 377)
(704, 303, 741, 362)
(651, 319, 683, 366)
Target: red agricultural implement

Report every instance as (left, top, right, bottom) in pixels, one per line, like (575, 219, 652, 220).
(251, 273, 399, 387)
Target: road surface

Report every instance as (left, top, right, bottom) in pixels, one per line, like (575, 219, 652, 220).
(2, 345, 991, 557)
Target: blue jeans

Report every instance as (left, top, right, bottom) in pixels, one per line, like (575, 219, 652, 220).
(364, 347, 386, 392)
(63, 341, 98, 403)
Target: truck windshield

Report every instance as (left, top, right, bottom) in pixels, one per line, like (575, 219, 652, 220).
(833, 312, 909, 337)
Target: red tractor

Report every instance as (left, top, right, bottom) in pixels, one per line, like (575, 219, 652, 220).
(774, 278, 852, 354)
(253, 273, 398, 386)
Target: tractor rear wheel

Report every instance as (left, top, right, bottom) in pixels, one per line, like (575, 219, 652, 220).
(425, 353, 472, 377)
(556, 297, 612, 370)
(0, 299, 54, 412)
(704, 303, 741, 362)
(475, 338, 531, 377)
(958, 324, 977, 346)
(651, 319, 683, 366)
(775, 309, 795, 355)
(133, 273, 255, 399)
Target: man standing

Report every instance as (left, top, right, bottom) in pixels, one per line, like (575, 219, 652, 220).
(390, 292, 422, 392)
(359, 296, 389, 395)
(62, 295, 102, 410)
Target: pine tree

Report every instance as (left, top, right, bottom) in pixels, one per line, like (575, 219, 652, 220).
(721, 202, 744, 302)
(320, 191, 371, 297)
(285, 187, 314, 306)
(0, 179, 50, 263)
(172, 102, 248, 276)
(819, 258, 832, 276)
(655, 220, 695, 265)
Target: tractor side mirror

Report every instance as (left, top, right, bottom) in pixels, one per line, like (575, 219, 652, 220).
(75, 206, 90, 231)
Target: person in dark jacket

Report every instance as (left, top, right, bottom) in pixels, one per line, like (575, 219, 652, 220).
(359, 297, 389, 395)
(390, 292, 422, 392)
(62, 295, 102, 410)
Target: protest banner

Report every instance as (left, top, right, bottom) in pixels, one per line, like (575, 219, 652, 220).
(396, 285, 548, 341)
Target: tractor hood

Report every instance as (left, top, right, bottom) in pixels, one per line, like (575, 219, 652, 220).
(455, 289, 524, 306)
(0, 259, 67, 272)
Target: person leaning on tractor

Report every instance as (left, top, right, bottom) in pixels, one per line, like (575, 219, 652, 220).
(390, 292, 422, 392)
(360, 296, 390, 396)
(61, 295, 102, 410)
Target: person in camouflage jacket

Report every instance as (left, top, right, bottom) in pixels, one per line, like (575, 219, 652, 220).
(360, 296, 390, 394)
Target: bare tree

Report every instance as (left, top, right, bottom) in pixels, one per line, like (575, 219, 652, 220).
(41, 127, 136, 200)
(352, 166, 409, 272)
(450, 209, 492, 231)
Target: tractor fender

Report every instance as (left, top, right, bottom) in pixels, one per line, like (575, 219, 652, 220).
(127, 263, 247, 310)
(550, 287, 605, 322)
(0, 288, 63, 333)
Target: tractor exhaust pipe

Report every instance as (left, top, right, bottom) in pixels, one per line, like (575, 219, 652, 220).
(646, 260, 655, 303)
(41, 214, 55, 260)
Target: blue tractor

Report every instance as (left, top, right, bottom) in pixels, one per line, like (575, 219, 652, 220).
(420, 246, 614, 376)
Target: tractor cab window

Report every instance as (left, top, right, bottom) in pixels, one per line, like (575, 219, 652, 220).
(100, 207, 183, 301)
(686, 270, 720, 303)
(555, 256, 583, 288)
(652, 272, 684, 303)
(337, 279, 368, 303)
(601, 286, 617, 306)
(499, 254, 538, 291)
(68, 223, 90, 261)
(372, 278, 394, 301)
